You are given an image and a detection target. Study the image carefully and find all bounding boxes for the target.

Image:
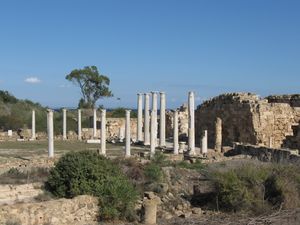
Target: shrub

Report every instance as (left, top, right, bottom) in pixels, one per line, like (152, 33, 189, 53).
(211, 163, 300, 214)
(108, 108, 137, 118)
(0, 167, 49, 185)
(144, 163, 163, 183)
(144, 152, 170, 183)
(45, 151, 138, 221)
(176, 160, 205, 172)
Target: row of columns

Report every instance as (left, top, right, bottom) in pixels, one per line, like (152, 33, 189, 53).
(46, 109, 108, 158)
(43, 91, 222, 158)
(137, 91, 197, 156)
(41, 108, 99, 141)
(137, 92, 166, 147)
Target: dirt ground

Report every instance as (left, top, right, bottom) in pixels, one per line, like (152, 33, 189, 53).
(1, 140, 300, 225)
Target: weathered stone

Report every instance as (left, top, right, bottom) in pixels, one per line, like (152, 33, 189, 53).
(125, 110, 131, 157)
(47, 109, 54, 158)
(215, 118, 222, 152)
(0, 195, 98, 225)
(137, 93, 143, 142)
(143, 199, 158, 225)
(195, 93, 300, 150)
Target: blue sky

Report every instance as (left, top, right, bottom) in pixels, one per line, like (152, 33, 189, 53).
(0, 0, 299, 109)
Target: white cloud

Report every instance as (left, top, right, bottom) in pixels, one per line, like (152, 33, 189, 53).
(25, 77, 41, 84)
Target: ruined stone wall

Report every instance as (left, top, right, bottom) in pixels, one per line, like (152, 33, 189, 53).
(229, 143, 300, 165)
(0, 195, 98, 225)
(195, 93, 258, 148)
(251, 102, 300, 148)
(64, 118, 138, 141)
(166, 104, 189, 140)
(195, 93, 300, 149)
(283, 123, 300, 150)
(0, 118, 138, 141)
(267, 94, 300, 107)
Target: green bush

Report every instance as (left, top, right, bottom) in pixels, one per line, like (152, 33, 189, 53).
(144, 152, 169, 183)
(211, 163, 300, 214)
(45, 151, 138, 221)
(176, 160, 205, 172)
(108, 108, 137, 118)
(144, 163, 163, 183)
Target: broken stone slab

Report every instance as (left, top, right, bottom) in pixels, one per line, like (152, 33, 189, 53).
(7, 130, 13, 137)
(86, 139, 101, 144)
(17, 138, 25, 142)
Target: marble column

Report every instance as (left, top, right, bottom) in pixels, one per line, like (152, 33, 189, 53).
(47, 109, 54, 158)
(159, 92, 166, 147)
(125, 110, 131, 157)
(31, 110, 36, 140)
(62, 108, 67, 140)
(100, 109, 106, 155)
(78, 109, 82, 140)
(173, 110, 179, 155)
(150, 110, 156, 157)
(93, 108, 97, 138)
(201, 130, 208, 154)
(188, 91, 196, 155)
(119, 126, 125, 142)
(144, 93, 150, 145)
(151, 92, 158, 147)
(269, 137, 273, 148)
(137, 93, 143, 142)
(215, 117, 222, 152)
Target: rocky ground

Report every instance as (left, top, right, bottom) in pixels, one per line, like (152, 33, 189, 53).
(0, 140, 299, 225)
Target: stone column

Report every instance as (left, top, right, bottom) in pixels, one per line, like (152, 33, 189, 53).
(144, 93, 150, 145)
(159, 92, 166, 147)
(151, 92, 158, 147)
(215, 117, 222, 152)
(269, 137, 273, 148)
(137, 93, 143, 142)
(143, 199, 158, 225)
(100, 109, 106, 155)
(173, 110, 179, 155)
(150, 110, 156, 157)
(188, 91, 196, 155)
(31, 110, 36, 140)
(119, 126, 125, 142)
(93, 108, 97, 138)
(78, 109, 82, 140)
(201, 130, 208, 154)
(47, 109, 54, 158)
(125, 110, 131, 157)
(62, 108, 67, 140)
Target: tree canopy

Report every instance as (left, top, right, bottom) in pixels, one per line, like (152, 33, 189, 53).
(66, 66, 113, 108)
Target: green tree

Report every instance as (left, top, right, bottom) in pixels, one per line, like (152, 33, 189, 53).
(66, 66, 113, 108)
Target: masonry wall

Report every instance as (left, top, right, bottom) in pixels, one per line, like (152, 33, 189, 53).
(0, 195, 98, 225)
(195, 93, 300, 149)
(195, 93, 258, 148)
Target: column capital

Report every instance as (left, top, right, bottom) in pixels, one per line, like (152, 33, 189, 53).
(159, 91, 166, 95)
(47, 109, 53, 113)
(137, 93, 143, 96)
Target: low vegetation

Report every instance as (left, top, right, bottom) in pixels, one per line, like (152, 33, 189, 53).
(45, 151, 138, 221)
(0, 167, 50, 185)
(209, 163, 300, 214)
